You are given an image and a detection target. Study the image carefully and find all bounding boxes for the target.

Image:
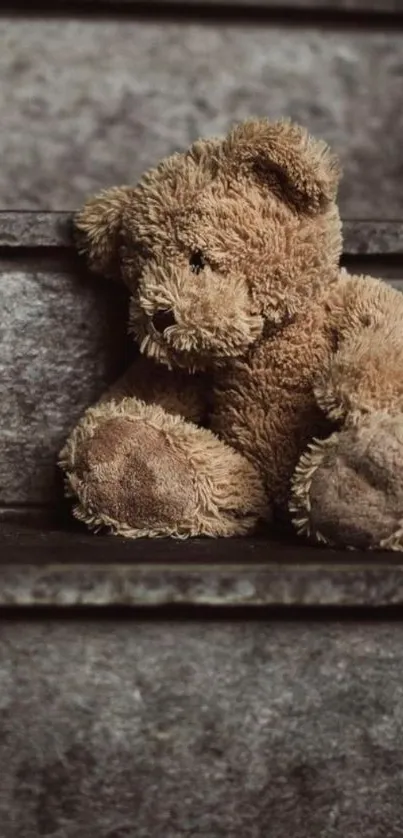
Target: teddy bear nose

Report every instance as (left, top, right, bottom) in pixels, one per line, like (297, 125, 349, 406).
(152, 309, 176, 334)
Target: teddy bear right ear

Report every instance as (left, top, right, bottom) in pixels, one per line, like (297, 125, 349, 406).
(222, 118, 341, 215)
(74, 186, 133, 280)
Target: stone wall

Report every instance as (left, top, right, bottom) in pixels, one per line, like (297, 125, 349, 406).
(1, 9, 403, 216)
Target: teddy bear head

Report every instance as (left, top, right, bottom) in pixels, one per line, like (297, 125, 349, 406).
(76, 118, 342, 369)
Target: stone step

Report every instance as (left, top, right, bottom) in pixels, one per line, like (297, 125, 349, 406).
(2, 524, 403, 608)
(1, 573, 403, 837)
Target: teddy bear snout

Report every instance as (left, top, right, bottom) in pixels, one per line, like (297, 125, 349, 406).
(151, 308, 176, 334)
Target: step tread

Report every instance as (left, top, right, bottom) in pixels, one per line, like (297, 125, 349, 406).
(1, 525, 402, 609)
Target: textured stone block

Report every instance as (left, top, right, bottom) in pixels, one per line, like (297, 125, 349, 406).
(3, 526, 403, 606)
(2, 618, 403, 837)
(0, 211, 72, 247)
(1, 20, 403, 217)
(0, 258, 128, 504)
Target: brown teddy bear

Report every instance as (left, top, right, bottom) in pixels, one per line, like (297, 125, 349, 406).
(60, 118, 403, 551)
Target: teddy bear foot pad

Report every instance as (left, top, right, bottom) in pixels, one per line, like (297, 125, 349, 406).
(291, 412, 403, 551)
(60, 398, 267, 539)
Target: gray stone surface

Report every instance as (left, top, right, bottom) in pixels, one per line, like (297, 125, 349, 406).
(1, 20, 403, 217)
(2, 525, 403, 606)
(343, 221, 403, 255)
(2, 617, 403, 837)
(0, 257, 128, 504)
(0, 211, 71, 247)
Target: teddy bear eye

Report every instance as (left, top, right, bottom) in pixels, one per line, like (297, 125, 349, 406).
(119, 240, 151, 261)
(136, 242, 151, 259)
(189, 250, 206, 274)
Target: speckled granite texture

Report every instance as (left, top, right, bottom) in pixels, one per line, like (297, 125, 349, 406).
(0, 257, 129, 504)
(0, 212, 72, 247)
(5, 551, 403, 606)
(1, 618, 403, 837)
(3, 526, 403, 607)
(1, 19, 403, 216)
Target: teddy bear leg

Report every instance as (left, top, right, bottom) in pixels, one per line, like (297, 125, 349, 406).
(60, 397, 267, 538)
(290, 412, 403, 551)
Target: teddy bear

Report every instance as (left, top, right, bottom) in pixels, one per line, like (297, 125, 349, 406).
(59, 118, 403, 551)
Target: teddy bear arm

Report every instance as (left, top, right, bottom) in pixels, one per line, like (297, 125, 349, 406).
(315, 273, 403, 421)
(291, 274, 403, 550)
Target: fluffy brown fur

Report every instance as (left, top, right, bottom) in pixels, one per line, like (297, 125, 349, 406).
(60, 118, 403, 549)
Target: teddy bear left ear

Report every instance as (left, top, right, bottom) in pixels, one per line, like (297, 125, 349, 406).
(74, 186, 134, 280)
(222, 118, 341, 214)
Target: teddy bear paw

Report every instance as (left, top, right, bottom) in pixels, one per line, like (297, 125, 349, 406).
(62, 415, 199, 537)
(60, 398, 268, 538)
(290, 412, 403, 551)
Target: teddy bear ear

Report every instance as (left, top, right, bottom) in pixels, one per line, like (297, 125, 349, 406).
(74, 186, 134, 280)
(223, 118, 341, 214)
